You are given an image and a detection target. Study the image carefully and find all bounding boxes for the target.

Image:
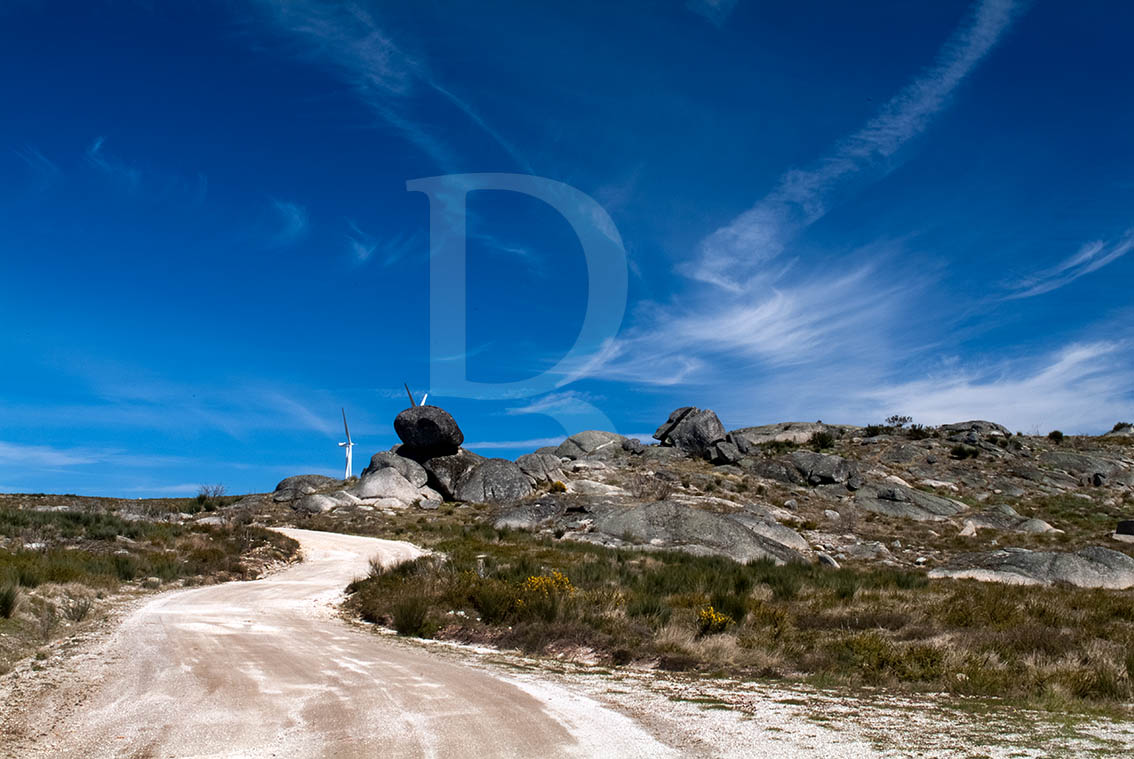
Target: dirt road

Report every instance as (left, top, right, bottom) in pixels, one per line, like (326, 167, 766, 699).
(22, 528, 674, 758)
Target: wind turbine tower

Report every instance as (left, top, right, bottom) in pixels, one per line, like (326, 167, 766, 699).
(338, 408, 355, 479)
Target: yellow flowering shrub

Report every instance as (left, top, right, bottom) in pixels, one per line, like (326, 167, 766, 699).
(697, 605, 733, 636)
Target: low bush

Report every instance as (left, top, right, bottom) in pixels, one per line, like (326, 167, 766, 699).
(342, 521, 1133, 707)
(1048, 430, 1065, 444)
(950, 444, 980, 460)
(0, 582, 18, 618)
(808, 431, 835, 450)
(696, 605, 733, 636)
(63, 595, 93, 623)
(391, 592, 433, 637)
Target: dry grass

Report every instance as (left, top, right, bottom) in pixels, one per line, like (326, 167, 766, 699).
(0, 502, 299, 673)
(342, 521, 1134, 709)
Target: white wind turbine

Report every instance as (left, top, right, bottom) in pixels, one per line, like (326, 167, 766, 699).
(338, 408, 355, 479)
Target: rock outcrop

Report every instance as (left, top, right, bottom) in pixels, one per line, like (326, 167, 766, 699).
(515, 453, 566, 486)
(422, 448, 485, 501)
(555, 430, 627, 460)
(272, 475, 339, 503)
(929, 546, 1134, 589)
(854, 484, 966, 521)
(453, 458, 533, 503)
(494, 495, 807, 565)
(959, 504, 1059, 535)
(351, 468, 421, 505)
(360, 451, 429, 488)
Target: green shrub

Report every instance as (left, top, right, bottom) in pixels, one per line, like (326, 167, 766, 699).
(0, 583, 18, 618)
(1047, 430, 1065, 444)
(1113, 422, 1132, 433)
(391, 592, 432, 637)
(63, 595, 93, 622)
(906, 424, 932, 440)
(626, 594, 671, 623)
(470, 579, 515, 624)
(759, 440, 798, 455)
(862, 425, 886, 437)
(808, 431, 835, 450)
(696, 605, 733, 636)
(950, 444, 980, 460)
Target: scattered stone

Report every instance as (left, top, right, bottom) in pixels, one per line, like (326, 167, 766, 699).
(816, 551, 840, 568)
(823, 509, 840, 521)
(568, 480, 628, 497)
(962, 504, 1060, 534)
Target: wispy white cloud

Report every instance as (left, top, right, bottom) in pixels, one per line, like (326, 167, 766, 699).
(0, 441, 188, 470)
(686, 0, 739, 27)
(506, 390, 604, 416)
(251, 1, 528, 171)
(853, 341, 1134, 434)
(687, 0, 1018, 292)
(571, 243, 922, 387)
(270, 199, 308, 247)
(1005, 231, 1134, 299)
(85, 136, 142, 190)
(569, 0, 1020, 402)
(13, 145, 61, 188)
(463, 436, 566, 451)
(346, 220, 419, 265)
(0, 441, 107, 468)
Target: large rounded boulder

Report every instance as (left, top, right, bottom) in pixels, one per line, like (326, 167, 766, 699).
(272, 474, 338, 502)
(422, 448, 485, 500)
(653, 407, 726, 458)
(361, 451, 429, 488)
(393, 406, 464, 457)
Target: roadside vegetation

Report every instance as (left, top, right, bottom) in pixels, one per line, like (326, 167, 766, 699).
(0, 498, 298, 674)
(344, 516, 1134, 711)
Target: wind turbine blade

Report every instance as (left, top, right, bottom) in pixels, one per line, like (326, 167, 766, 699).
(342, 408, 352, 444)
(420, 393, 428, 406)
(404, 383, 417, 407)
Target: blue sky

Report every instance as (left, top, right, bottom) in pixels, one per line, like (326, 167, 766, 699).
(1, 0, 1131, 497)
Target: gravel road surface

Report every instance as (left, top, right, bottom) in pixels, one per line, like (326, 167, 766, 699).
(24, 528, 674, 758)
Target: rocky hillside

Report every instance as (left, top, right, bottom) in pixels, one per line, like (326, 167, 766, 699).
(257, 407, 1134, 589)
